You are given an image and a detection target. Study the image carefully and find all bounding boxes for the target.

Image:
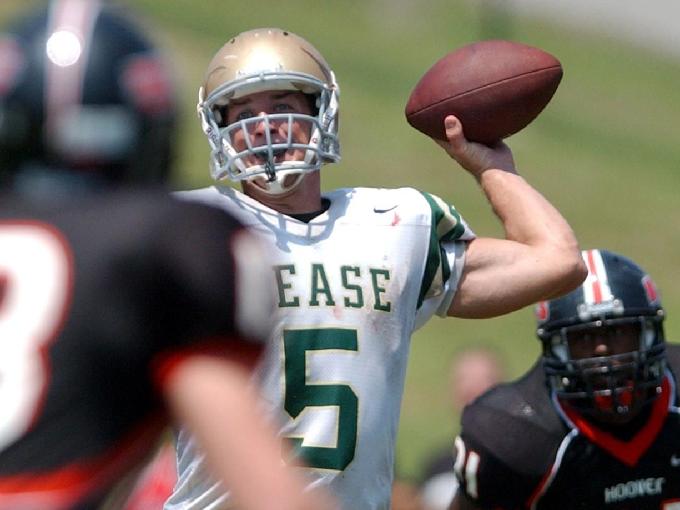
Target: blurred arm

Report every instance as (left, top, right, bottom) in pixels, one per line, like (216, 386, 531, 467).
(437, 115, 586, 318)
(163, 354, 337, 510)
(449, 491, 487, 510)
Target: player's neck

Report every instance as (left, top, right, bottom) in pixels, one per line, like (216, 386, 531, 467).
(289, 198, 331, 223)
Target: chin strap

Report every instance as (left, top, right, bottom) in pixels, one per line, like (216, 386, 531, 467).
(264, 160, 276, 182)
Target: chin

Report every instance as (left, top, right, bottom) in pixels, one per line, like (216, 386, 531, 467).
(587, 399, 647, 426)
(243, 173, 303, 198)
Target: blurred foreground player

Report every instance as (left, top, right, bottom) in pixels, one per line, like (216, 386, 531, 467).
(451, 250, 680, 510)
(0, 2, 335, 510)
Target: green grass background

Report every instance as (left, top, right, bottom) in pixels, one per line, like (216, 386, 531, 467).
(3, 0, 679, 481)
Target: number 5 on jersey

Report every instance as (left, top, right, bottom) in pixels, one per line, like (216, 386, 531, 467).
(283, 328, 358, 471)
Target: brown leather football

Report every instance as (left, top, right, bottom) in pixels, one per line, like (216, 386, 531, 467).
(405, 40, 562, 144)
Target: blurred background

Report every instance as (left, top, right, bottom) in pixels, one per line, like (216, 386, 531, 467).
(3, 0, 678, 483)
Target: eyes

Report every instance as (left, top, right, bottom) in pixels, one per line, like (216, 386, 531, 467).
(566, 324, 641, 359)
(232, 102, 295, 122)
(567, 324, 640, 345)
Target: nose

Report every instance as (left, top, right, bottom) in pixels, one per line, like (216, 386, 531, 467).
(592, 337, 611, 357)
(593, 344, 609, 356)
(252, 112, 275, 137)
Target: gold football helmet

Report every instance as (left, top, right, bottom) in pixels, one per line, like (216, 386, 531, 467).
(197, 28, 340, 194)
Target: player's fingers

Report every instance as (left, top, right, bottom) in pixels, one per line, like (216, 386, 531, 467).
(443, 114, 470, 154)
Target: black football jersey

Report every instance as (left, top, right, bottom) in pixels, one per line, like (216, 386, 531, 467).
(455, 345, 680, 510)
(0, 190, 270, 509)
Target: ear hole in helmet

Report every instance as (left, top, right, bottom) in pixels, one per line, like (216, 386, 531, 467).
(214, 105, 229, 128)
(305, 93, 319, 115)
(641, 318, 658, 349)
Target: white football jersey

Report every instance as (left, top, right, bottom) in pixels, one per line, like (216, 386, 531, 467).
(165, 185, 475, 510)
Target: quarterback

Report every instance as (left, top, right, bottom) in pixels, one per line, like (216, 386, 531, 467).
(166, 28, 586, 510)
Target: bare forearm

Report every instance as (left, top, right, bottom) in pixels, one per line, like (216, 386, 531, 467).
(478, 168, 579, 256)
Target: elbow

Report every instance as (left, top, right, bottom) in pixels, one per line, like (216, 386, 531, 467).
(551, 247, 587, 297)
(564, 253, 588, 292)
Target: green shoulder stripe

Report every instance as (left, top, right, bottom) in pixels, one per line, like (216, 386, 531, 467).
(422, 191, 466, 241)
(417, 191, 463, 309)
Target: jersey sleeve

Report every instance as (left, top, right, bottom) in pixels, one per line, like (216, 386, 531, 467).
(415, 191, 475, 326)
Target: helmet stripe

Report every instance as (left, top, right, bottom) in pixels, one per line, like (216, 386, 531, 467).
(44, 0, 102, 139)
(583, 249, 613, 306)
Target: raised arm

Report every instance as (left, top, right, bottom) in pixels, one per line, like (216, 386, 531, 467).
(438, 115, 587, 318)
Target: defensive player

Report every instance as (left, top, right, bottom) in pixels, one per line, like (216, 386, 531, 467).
(166, 28, 586, 510)
(451, 249, 679, 510)
(0, 4, 335, 510)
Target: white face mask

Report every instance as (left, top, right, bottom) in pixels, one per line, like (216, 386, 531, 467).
(197, 74, 340, 196)
(217, 111, 321, 195)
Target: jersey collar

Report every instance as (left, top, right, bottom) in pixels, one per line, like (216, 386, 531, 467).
(557, 376, 672, 467)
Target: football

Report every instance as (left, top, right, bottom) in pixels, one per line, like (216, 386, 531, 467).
(404, 40, 563, 144)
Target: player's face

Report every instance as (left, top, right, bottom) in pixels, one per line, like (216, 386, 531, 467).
(225, 90, 315, 194)
(566, 324, 640, 360)
(567, 323, 645, 424)
(226, 90, 314, 163)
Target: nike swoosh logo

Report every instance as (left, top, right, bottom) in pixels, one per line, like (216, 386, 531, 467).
(373, 205, 398, 213)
